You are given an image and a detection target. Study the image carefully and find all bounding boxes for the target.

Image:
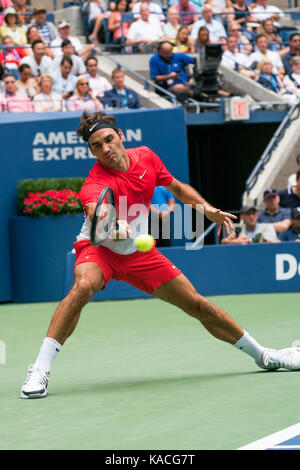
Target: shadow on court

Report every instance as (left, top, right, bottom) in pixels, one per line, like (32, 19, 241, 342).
(52, 369, 268, 396)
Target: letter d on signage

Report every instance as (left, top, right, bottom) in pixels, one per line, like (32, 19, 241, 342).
(276, 254, 297, 280)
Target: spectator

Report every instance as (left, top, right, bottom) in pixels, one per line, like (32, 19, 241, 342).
(149, 186, 175, 247)
(53, 40, 86, 77)
(282, 56, 300, 99)
(258, 189, 291, 234)
(172, 0, 198, 27)
(0, 0, 13, 26)
(102, 67, 140, 109)
(279, 170, 300, 209)
(194, 26, 210, 64)
(221, 35, 256, 79)
(14, 0, 33, 26)
(108, 0, 132, 46)
(66, 75, 103, 111)
(287, 155, 300, 188)
(190, 5, 227, 44)
(282, 33, 300, 76)
(149, 40, 195, 99)
(0, 7, 27, 45)
(257, 59, 296, 103)
(33, 74, 62, 112)
(252, 0, 284, 27)
(87, 0, 107, 44)
(16, 63, 37, 98)
(172, 25, 194, 52)
(32, 3, 58, 46)
(246, 34, 284, 78)
(0, 35, 27, 78)
(222, 0, 254, 28)
(0, 72, 33, 111)
(208, 0, 233, 15)
(85, 56, 112, 98)
(20, 39, 54, 78)
(221, 205, 278, 244)
(227, 22, 252, 55)
(50, 19, 94, 61)
(168, 0, 202, 14)
(161, 8, 180, 40)
(126, 3, 164, 52)
(257, 19, 284, 54)
(131, 0, 165, 22)
(279, 207, 300, 242)
(52, 56, 77, 100)
(26, 25, 54, 58)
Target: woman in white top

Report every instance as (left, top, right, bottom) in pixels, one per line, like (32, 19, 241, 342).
(161, 7, 181, 41)
(282, 56, 300, 98)
(33, 74, 62, 112)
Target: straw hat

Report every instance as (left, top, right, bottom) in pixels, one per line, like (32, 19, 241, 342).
(4, 7, 20, 24)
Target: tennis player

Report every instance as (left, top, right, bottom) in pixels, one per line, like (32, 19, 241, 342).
(21, 112, 300, 399)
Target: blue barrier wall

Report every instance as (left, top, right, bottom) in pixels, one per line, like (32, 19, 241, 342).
(62, 243, 300, 304)
(1, 108, 189, 302)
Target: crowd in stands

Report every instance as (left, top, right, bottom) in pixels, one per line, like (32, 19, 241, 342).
(1, 0, 300, 109)
(221, 155, 300, 245)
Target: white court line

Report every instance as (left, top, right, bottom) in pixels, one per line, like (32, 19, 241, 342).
(237, 423, 300, 450)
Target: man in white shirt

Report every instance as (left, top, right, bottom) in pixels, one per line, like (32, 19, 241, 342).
(252, 0, 284, 27)
(132, 0, 165, 22)
(50, 20, 94, 60)
(85, 56, 112, 98)
(21, 39, 54, 77)
(53, 40, 86, 76)
(246, 34, 284, 77)
(52, 56, 77, 100)
(191, 5, 227, 43)
(126, 3, 164, 51)
(221, 35, 257, 78)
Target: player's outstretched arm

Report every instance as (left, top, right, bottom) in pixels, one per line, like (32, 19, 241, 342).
(165, 178, 237, 235)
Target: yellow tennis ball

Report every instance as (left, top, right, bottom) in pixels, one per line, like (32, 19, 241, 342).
(134, 234, 155, 252)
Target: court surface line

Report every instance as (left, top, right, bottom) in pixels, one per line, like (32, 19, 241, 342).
(237, 423, 300, 450)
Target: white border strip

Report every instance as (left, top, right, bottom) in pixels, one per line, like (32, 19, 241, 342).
(237, 423, 300, 450)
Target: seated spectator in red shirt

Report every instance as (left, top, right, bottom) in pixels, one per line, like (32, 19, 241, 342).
(173, 0, 198, 27)
(108, 0, 132, 45)
(0, 72, 33, 111)
(0, 34, 27, 78)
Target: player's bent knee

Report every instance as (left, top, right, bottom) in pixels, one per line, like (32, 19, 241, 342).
(73, 277, 102, 299)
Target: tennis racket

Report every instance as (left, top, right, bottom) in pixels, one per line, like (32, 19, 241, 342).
(90, 187, 119, 246)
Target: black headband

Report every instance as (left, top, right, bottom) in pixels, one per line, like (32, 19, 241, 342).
(86, 122, 119, 142)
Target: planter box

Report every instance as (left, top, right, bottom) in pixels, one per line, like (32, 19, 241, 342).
(9, 214, 83, 302)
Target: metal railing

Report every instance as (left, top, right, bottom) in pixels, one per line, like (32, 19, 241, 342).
(244, 97, 300, 199)
(94, 47, 179, 106)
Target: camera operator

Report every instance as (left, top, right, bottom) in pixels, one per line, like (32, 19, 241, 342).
(221, 205, 279, 245)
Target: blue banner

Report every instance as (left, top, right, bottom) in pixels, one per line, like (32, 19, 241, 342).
(0, 108, 189, 301)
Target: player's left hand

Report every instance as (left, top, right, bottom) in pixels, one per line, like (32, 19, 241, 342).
(204, 206, 237, 236)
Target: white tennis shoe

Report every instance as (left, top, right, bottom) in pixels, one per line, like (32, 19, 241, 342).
(256, 348, 300, 371)
(20, 364, 50, 399)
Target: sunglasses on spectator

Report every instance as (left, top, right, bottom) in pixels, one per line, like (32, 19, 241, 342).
(79, 82, 89, 85)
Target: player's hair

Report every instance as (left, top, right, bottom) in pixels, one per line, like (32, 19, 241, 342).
(77, 112, 119, 144)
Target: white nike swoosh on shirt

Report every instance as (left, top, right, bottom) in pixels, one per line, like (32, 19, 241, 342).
(139, 170, 146, 179)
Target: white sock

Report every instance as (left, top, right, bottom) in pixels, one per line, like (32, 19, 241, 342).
(233, 330, 265, 362)
(34, 337, 62, 370)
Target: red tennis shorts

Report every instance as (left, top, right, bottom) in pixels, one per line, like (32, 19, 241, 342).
(74, 240, 181, 295)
